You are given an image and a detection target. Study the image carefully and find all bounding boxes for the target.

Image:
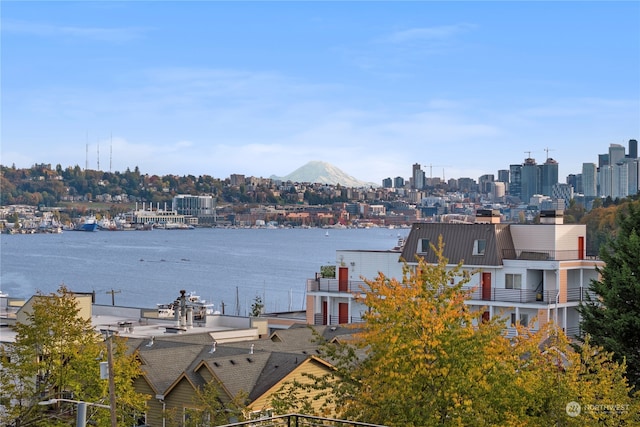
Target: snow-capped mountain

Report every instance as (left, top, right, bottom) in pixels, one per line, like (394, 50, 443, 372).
(271, 161, 376, 187)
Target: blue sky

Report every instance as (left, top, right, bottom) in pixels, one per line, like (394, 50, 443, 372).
(2, 1, 639, 184)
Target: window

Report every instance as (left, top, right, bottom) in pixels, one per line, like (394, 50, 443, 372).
(473, 239, 486, 255)
(418, 238, 430, 253)
(510, 313, 529, 327)
(505, 273, 522, 289)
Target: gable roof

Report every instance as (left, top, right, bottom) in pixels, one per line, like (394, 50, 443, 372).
(401, 222, 515, 266)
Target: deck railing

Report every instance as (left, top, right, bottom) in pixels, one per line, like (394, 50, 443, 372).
(308, 278, 596, 305)
(502, 249, 599, 261)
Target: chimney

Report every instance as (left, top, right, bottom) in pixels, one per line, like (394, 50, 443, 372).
(539, 210, 564, 225)
(475, 209, 501, 224)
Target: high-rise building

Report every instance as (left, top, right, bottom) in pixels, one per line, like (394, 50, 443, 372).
(541, 158, 559, 196)
(382, 177, 392, 188)
(629, 139, 638, 159)
(478, 174, 495, 194)
(627, 159, 639, 196)
(582, 163, 597, 198)
(412, 163, 425, 190)
(612, 162, 629, 199)
(598, 154, 609, 168)
(609, 144, 626, 165)
(521, 157, 540, 202)
(393, 176, 405, 188)
(509, 164, 522, 198)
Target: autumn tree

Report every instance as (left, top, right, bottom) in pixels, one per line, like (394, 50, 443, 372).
(0, 285, 148, 427)
(579, 199, 640, 391)
(271, 237, 639, 426)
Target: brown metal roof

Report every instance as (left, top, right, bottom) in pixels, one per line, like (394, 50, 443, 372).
(400, 222, 515, 266)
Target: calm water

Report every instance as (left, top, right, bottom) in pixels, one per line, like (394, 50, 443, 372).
(0, 227, 407, 314)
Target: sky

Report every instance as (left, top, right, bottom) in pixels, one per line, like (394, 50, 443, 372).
(1, 1, 639, 185)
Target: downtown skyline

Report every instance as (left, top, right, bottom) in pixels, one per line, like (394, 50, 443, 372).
(2, 1, 639, 184)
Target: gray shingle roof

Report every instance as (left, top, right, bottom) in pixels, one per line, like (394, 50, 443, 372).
(400, 222, 515, 266)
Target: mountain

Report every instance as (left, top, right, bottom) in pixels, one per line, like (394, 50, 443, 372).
(270, 161, 376, 187)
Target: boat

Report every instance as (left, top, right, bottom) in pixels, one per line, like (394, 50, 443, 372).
(157, 291, 214, 320)
(74, 216, 98, 232)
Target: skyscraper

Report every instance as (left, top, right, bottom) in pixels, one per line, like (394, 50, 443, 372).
(629, 139, 638, 159)
(541, 158, 559, 196)
(509, 164, 522, 198)
(412, 163, 425, 190)
(582, 163, 597, 198)
(609, 144, 626, 165)
(521, 157, 539, 202)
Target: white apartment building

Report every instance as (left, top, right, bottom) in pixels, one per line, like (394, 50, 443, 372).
(306, 210, 603, 337)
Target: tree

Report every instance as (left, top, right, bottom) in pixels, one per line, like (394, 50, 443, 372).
(0, 286, 148, 427)
(174, 381, 246, 427)
(271, 237, 638, 426)
(249, 295, 264, 317)
(579, 199, 640, 391)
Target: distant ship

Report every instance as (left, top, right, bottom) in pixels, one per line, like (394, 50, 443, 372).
(74, 217, 99, 232)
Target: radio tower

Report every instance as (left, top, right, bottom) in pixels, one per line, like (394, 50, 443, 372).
(110, 133, 113, 173)
(85, 131, 89, 170)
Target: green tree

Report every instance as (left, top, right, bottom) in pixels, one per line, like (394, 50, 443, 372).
(177, 381, 246, 427)
(579, 199, 640, 391)
(0, 286, 147, 427)
(249, 295, 264, 317)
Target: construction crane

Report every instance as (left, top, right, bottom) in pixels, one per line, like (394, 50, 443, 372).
(426, 163, 451, 179)
(544, 147, 555, 160)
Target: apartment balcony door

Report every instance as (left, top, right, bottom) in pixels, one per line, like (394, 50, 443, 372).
(578, 236, 585, 260)
(338, 267, 348, 292)
(482, 272, 492, 300)
(338, 303, 349, 324)
(322, 301, 327, 325)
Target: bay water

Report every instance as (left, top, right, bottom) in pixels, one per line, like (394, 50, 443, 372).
(0, 227, 407, 314)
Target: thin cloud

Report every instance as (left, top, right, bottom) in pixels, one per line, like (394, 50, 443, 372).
(385, 24, 476, 44)
(3, 19, 147, 43)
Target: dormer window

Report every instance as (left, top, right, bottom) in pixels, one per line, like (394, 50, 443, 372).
(418, 238, 430, 254)
(473, 239, 486, 256)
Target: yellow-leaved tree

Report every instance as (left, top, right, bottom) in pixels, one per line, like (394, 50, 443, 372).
(271, 237, 638, 426)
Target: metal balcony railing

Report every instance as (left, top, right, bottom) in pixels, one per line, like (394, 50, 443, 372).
(313, 313, 364, 326)
(216, 413, 388, 427)
(502, 249, 599, 261)
(462, 286, 596, 304)
(307, 278, 369, 294)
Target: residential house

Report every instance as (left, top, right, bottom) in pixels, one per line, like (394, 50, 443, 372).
(306, 210, 602, 337)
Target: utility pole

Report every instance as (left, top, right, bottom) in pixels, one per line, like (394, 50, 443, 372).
(106, 332, 117, 427)
(106, 289, 121, 306)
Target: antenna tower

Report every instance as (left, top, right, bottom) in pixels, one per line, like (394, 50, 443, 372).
(97, 139, 100, 170)
(110, 133, 113, 173)
(85, 132, 89, 171)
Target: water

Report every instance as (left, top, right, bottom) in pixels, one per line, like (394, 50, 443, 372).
(0, 227, 407, 314)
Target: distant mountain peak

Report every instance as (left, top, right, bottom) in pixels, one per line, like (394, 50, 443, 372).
(271, 161, 375, 187)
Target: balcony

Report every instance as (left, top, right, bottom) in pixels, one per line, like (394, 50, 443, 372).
(462, 286, 596, 304)
(502, 249, 598, 261)
(308, 279, 597, 305)
(307, 278, 369, 294)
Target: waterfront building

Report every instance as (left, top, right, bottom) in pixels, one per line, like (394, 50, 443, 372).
(172, 194, 216, 217)
(306, 210, 602, 338)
